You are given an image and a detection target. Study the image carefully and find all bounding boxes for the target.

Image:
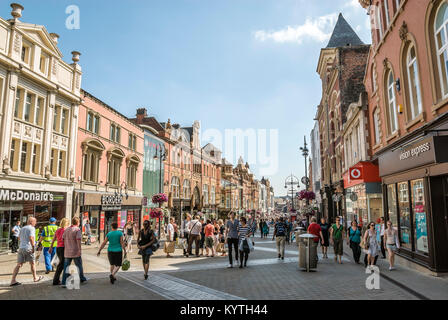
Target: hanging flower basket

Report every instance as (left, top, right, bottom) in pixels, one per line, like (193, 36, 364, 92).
(298, 190, 316, 201)
(149, 208, 163, 219)
(152, 193, 168, 205)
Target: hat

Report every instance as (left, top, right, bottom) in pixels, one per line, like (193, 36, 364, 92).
(50, 217, 57, 223)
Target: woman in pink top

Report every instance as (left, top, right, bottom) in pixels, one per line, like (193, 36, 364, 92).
(49, 218, 69, 285)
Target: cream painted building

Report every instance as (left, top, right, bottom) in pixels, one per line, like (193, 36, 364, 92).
(0, 3, 82, 251)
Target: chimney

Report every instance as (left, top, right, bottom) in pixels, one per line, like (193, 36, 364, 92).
(50, 33, 59, 44)
(71, 51, 81, 64)
(10, 3, 24, 20)
(136, 108, 147, 124)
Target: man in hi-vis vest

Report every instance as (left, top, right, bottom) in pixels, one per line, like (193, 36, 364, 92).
(40, 218, 58, 274)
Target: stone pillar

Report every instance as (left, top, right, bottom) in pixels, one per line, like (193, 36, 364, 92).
(43, 91, 56, 178)
(0, 70, 18, 174)
(68, 103, 79, 182)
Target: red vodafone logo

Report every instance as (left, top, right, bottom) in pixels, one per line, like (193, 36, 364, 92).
(350, 168, 362, 180)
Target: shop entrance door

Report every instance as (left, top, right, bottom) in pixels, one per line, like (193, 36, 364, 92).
(0, 211, 11, 252)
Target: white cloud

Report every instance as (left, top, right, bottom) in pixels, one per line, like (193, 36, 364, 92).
(254, 13, 338, 44)
(345, 0, 360, 9)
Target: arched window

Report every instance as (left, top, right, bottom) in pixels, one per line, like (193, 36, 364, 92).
(406, 45, 423, 120)
(82, 139, 105, 183)
(182, 179, 190, 199)
(435, 2, 448, 98)
(386, 70, 398, 133)
(107, 148, 125, 186)
(171, 176, 180, 198)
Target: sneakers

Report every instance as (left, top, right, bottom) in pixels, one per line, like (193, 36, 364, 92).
(227, 264, 233, 268)
(389, 266, 395, 271)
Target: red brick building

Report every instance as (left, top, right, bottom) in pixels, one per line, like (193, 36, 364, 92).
(360, 0, 448, 273)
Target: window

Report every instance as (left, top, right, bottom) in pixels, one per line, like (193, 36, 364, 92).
(87, 112, 93, 132)
(435, 2, 448, 98)
(32, 144, 40, 174)
(20, 142, 28, 172)
(411, 179, 428, 254)
(406, 46, 423, 120)
(82, 140, 104, 183)
(211, 186, 216, 204)
(376, 4, 383, 39)
(171, 176, 180, 198)
(384, 0, 390, 27)
(128, 134, 137, 151)
(127, 161, 138, 189)
(53, 107, 59, 131)
(398, 182, 411, 250)
(35, 98, 43, 126)
(203, 184, 209, 204)
(373, 109, 381, 145)
(39, 54, 48, 75)
(21, 44, 30, 64)
(61, 109, 68, 134)
(394, 0, 401, 14)
(386, 71, 398, 133)
(183, 179, 191, 199)
(24, 93, 31, 122)
(50, 149, 55, 175)
(14, 89, 22, 118)
(110, 124, 120, 143)
(108, 155, 122, 186)
(10, 140, 16, 169)
(57, 151, 64, 177)
(93, 115, 99, 134)
(387, 184, 398, 228)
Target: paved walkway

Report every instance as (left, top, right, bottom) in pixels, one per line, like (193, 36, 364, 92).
(0, 233, 446, 300)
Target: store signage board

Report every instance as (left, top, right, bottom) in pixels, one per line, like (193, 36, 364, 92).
(379, 136, 448, 177)
(101, 194, 123, 211)
(0, 189, 55, 202)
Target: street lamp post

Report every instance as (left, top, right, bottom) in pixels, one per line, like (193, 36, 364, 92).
(300, 136, 310, 205)
(284, 174, 299, 212)
(153, 143, 166, 240)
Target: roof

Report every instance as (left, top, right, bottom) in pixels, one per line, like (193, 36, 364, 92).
(326, 13, 364, 48)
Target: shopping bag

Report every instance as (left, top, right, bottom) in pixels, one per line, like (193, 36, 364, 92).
(164, 241, 175, 254)
(51, 253, 59, 268)
(37, 251, 45, 264)
(122, 254, 130, 271)
(247, 239, 254, 252)
(216, 243, 224, 253)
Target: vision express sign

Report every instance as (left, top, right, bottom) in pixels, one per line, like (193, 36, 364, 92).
(379, 136, 448, 177)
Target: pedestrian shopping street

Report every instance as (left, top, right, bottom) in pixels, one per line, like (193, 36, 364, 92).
(1, 232, 446, 300)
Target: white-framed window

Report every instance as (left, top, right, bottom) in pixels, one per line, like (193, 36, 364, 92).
(374, 109, 381, 145)
(436, 2, 448, 98)
(183, 179, 191, 199)
(384, 0, 390, 27)
(53, 106, 69, 135)
(386, 71, 398, 133)
(376, 4, 383, 39)
(406, 45, 423, 120)
(203, 184, 209, 204)
(211, 186, 215, 204)
(171, 176, 180, 198)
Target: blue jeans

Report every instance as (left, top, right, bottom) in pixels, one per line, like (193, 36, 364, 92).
(43, 247, 56, 271)
(61, 257, 87, 285)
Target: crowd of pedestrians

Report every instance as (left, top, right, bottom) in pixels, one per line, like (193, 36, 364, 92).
(8, 211, 401, 288)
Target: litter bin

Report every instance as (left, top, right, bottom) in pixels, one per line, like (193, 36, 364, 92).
(298, 233, 318, 272)
(295, 227, 305, 246)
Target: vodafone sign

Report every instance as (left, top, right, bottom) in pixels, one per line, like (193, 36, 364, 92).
(349, 168, 362, 180)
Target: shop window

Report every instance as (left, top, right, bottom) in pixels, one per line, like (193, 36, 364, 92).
(387, 184, 399, 228)
(398, 182, 412, 250)
(411, 179, 429, 254)
(404, 45, 423, 120)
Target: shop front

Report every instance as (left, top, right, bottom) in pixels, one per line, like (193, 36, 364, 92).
(75, 191, 143, 243)
(0, 189, 67, 253)
(343, 162, 382, 229)
(379, 135, 448, 273)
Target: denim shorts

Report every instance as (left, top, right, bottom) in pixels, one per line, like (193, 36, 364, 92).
(386, 244, 397, 250)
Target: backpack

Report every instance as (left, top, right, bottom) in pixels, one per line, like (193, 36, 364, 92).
(276, 222, 286, 236)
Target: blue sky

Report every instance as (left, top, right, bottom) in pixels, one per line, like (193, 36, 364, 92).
(2, 0, 371, 196)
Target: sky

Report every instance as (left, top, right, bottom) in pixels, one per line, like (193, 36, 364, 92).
(1, 0, 372, 196)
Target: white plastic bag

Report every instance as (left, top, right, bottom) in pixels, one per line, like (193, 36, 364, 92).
(51, 253, 59, 268)
(38, 251, 45, 264)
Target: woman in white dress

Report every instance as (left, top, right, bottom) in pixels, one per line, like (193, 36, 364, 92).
(363, 222, 379, 268)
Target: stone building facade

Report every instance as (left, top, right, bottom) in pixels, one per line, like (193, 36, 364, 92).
(0, 3, 82, 252)
(316, 13, 370, 222)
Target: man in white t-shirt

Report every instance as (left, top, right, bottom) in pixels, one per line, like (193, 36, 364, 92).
(11, 221, 21, 253)
(181, 214, 192, 256)
(187, 215, 202, 257)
